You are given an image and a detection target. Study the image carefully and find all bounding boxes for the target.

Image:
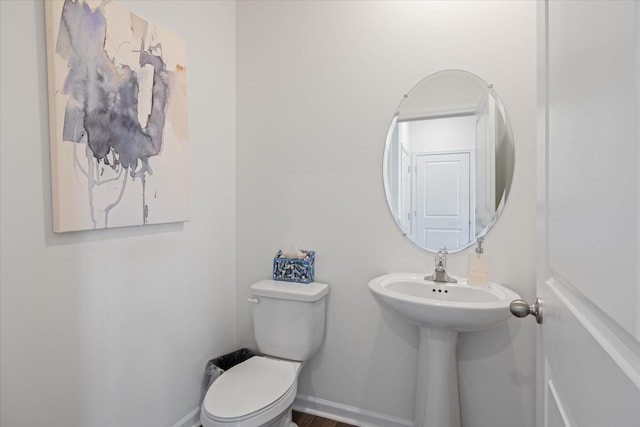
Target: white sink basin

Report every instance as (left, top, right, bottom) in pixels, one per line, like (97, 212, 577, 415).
(369, 272, 520, 331)
(369, 273, 521, 427)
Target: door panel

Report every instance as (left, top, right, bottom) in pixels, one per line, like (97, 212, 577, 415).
(547, 0, 638, 339)
(542, 280, 639, 427)
(538, 1, 640, 426)
(415, 152, 470, 250)
(545, 377, 569, 427)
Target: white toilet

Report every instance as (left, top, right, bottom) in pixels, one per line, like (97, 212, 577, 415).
(200, 279, 329, 427)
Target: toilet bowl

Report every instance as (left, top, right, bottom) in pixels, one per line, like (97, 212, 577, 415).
(200, 280, 329, 427)
(201, 356, 302, 427)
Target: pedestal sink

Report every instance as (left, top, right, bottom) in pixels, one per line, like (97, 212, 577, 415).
(368, 273, 520, 427)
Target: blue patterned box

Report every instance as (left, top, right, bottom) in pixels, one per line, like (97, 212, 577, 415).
(273, 250, 315, 283)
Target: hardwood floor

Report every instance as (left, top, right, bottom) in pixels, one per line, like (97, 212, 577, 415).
(198, 410, 356, 427)
(292, 410, 357, 427)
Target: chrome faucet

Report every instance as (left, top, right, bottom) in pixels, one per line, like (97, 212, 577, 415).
(425, 248, 458, 283)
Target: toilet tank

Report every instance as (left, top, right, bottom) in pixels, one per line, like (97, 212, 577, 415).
(250, 280, 329, 362)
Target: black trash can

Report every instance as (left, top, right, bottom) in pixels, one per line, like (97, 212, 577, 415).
(202, 348, 257, 396)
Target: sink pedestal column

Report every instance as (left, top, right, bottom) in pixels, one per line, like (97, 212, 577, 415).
(414, 326, 460, 427)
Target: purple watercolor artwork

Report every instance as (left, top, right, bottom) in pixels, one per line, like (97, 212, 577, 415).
(44, 0, 189, 232)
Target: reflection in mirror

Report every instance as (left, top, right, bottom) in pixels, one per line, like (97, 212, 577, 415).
(383, 70, 514, 253)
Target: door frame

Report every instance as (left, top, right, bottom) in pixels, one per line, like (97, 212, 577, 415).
(399, 144, 411, 236)
(536, 1, 548, 424)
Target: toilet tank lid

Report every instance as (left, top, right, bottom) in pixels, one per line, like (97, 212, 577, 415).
(251, 280, 329, 302)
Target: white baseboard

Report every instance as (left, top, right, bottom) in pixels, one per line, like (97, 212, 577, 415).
(172, 407, 200, 427)
(293, 393, 413, 427)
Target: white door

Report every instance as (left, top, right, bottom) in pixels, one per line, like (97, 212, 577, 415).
(535, 1, 640, 426)
(414, 152, 470, 250)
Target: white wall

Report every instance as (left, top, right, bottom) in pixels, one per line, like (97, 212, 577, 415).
(406, 116, 477, 153)
(236, 1, 537, 426)
(0, 1, 237, 426)
(1, 2, 537, 426)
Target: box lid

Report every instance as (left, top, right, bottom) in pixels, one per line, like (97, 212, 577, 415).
(251, 279, 329, 302)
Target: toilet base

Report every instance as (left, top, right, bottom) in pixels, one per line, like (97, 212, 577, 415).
(267, 407, 296, 427)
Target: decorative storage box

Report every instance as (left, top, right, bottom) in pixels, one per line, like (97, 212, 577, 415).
(272, 250, 315, 283)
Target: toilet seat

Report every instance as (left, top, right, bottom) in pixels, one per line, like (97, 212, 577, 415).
(201, 356, 301, 427)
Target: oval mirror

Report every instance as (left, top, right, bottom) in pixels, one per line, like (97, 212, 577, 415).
(383, 69, 515, 253)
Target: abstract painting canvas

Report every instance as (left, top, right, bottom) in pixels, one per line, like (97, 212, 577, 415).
(44, 0, 189, 232)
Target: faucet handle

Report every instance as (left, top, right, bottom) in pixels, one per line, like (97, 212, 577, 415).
(435, 247, 448, 270)
(425, 247, 457, 283)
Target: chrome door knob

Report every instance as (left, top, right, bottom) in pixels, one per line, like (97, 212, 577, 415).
(510, 298, 543, 324)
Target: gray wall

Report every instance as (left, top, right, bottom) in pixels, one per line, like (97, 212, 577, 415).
(0, 1, 237, 426)
(236, 1, 537, 426)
